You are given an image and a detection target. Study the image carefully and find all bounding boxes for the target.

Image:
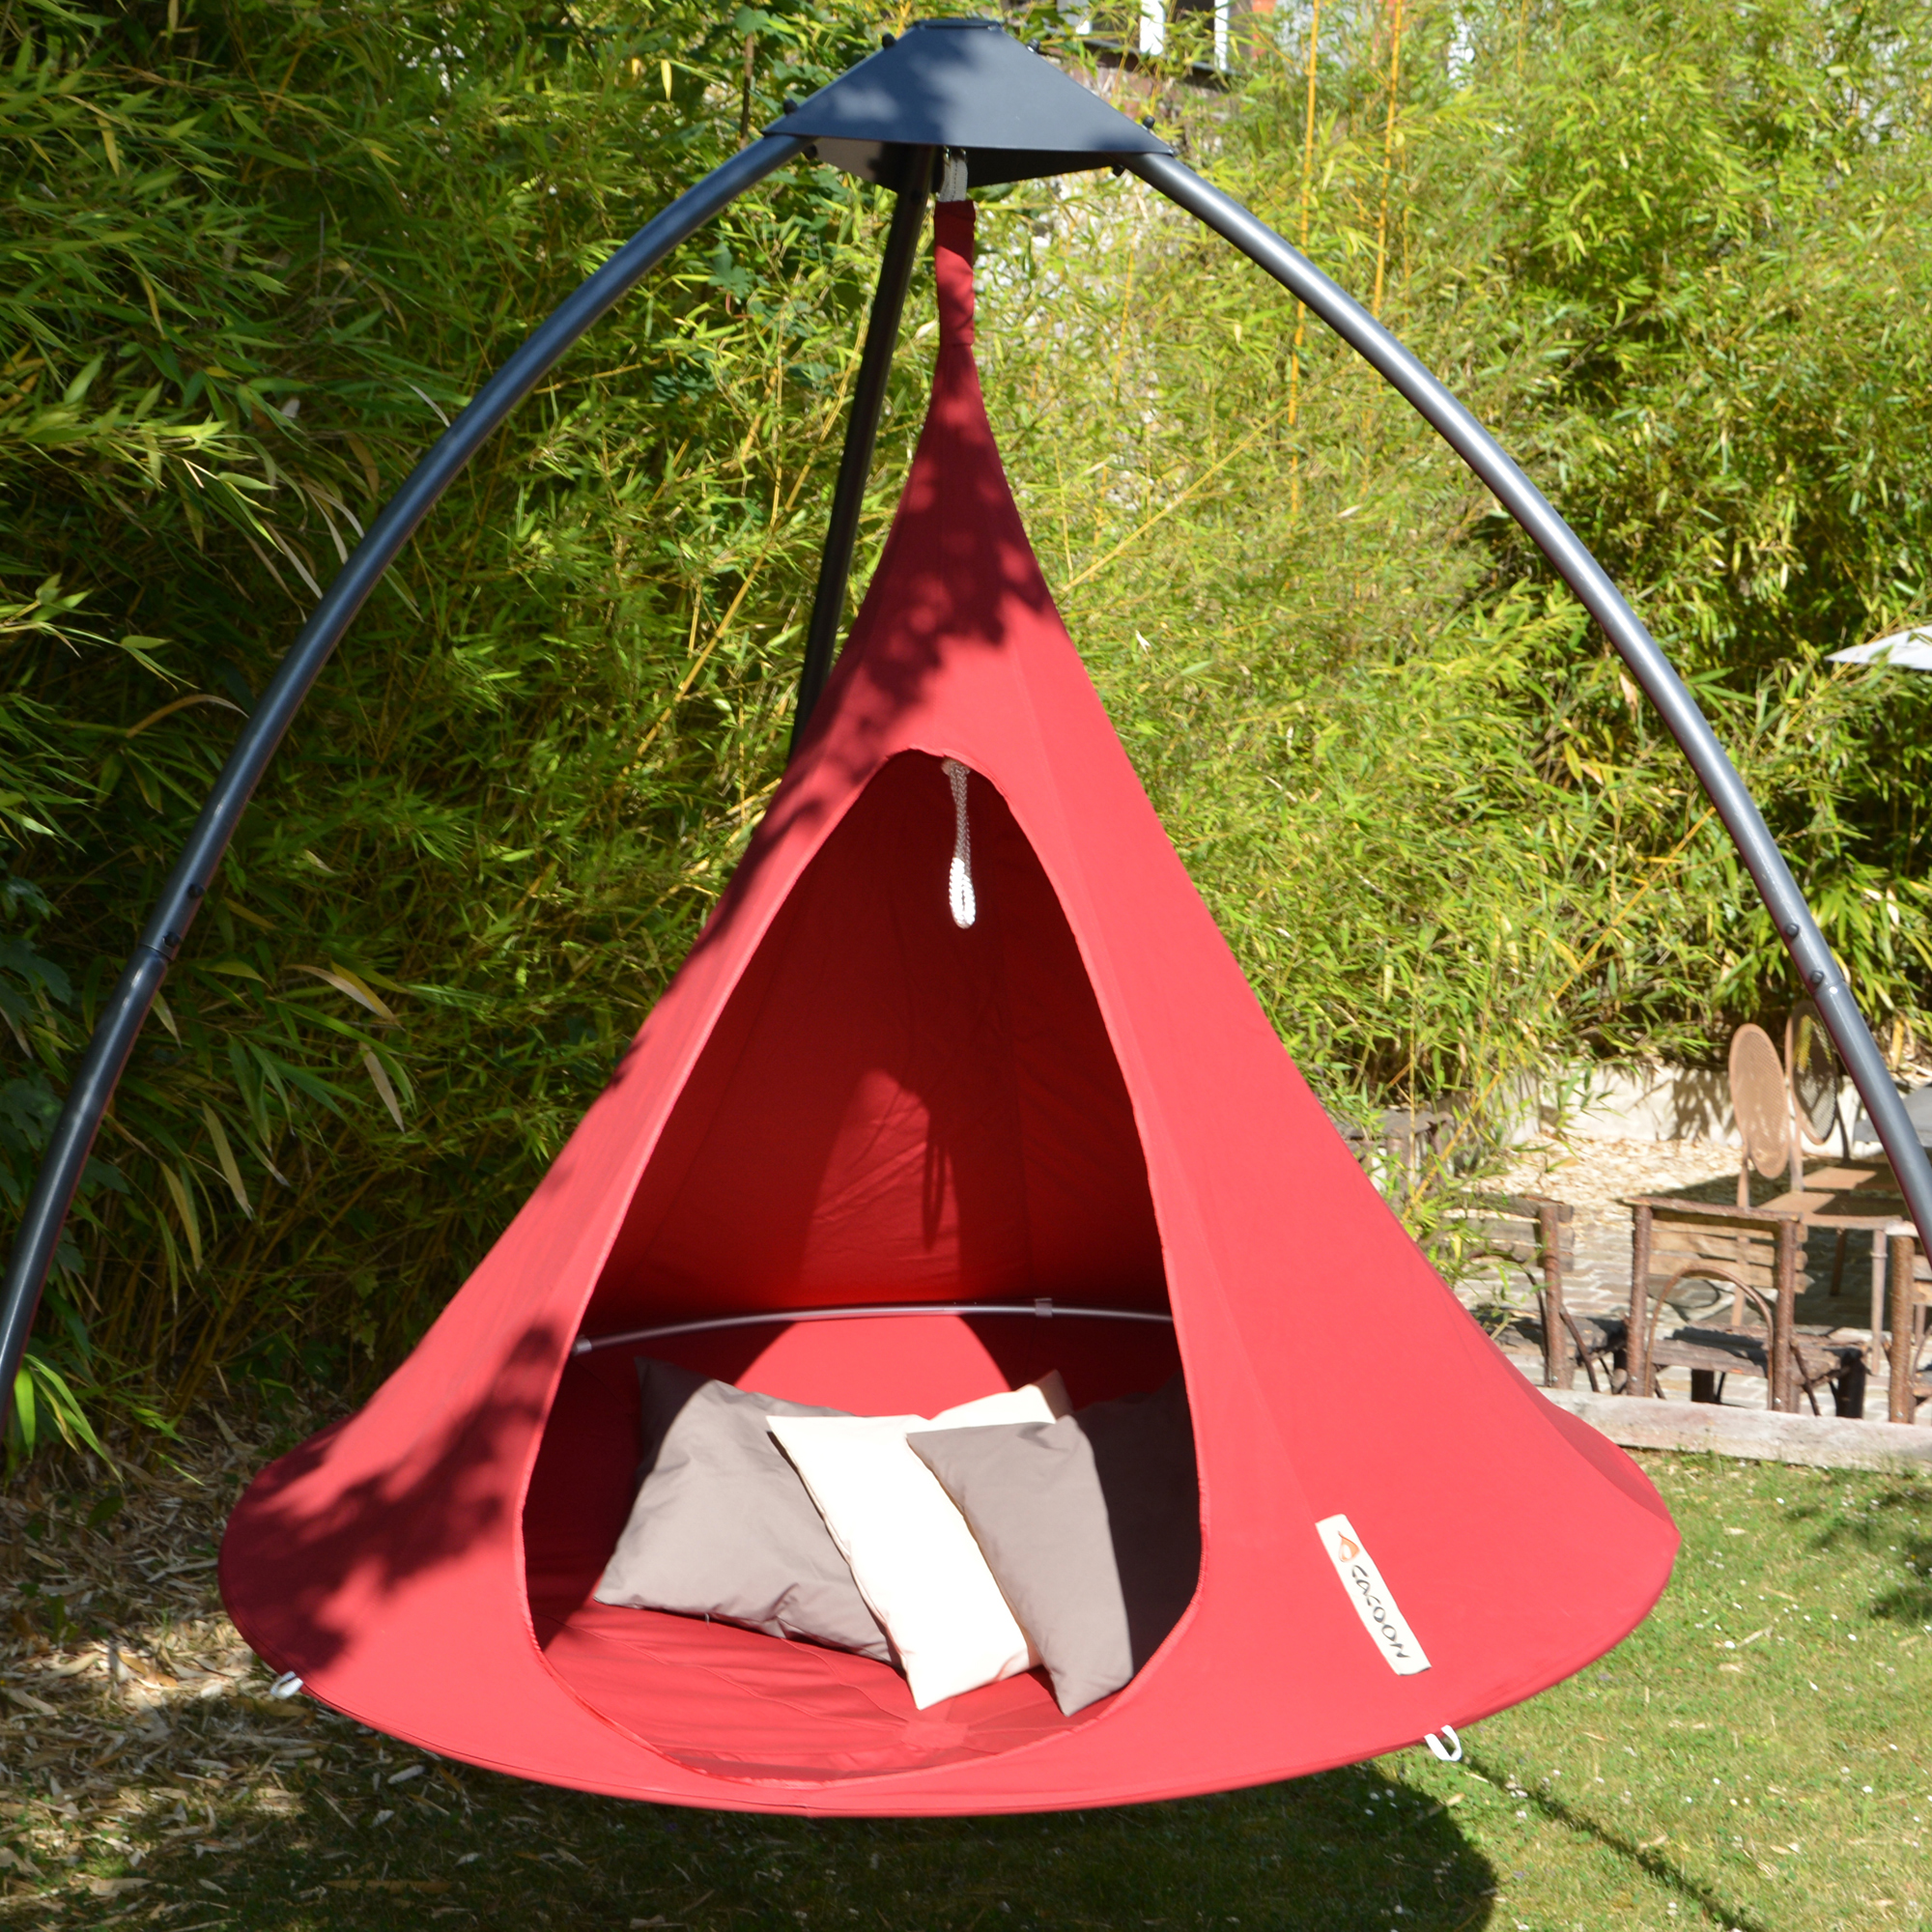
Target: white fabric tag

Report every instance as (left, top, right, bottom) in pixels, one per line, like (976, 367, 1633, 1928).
(1316, 1513, 1432, 1676)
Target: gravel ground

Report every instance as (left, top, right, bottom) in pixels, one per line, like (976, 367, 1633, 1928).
(1492, 1134, 1744, 1228)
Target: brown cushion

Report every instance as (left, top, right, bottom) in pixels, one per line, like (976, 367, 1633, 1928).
(908, 1376, 1199, 1714)
(592, 1358, 891, 1661)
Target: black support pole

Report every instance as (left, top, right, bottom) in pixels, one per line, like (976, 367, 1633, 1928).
(1129, 150, 1932, 1258)
(0, 135, 804, 1440)
(789, 146, 937, 754)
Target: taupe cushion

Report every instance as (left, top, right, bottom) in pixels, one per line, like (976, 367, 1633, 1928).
(908, 1375, 1199, 1715)
(592, 1358, 891, 1661)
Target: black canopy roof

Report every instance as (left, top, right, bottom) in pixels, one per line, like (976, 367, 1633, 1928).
(766, 17, 1170, 189)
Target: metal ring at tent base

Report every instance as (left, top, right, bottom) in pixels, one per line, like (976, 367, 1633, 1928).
(573, 1299, 1174, 1357)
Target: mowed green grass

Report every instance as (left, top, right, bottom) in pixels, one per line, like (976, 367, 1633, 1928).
(2, 1453, 1926, 1931)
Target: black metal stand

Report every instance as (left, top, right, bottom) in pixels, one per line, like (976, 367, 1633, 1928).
(11, 14, 1932, 1446)
(0, 136, 804, 1437)
(1126, 149, 1932, 1257)
(789, 146, 936, 753)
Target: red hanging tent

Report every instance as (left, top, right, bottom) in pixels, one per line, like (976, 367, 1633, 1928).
(220, 203, 1676, 1814)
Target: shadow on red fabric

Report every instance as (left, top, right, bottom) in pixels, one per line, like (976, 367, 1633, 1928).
(221, 198, 1676, 1815)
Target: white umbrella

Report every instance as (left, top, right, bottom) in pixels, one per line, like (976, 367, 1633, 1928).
(1829, 626, 1932, 1147)
(1827, 626, 1932, 669)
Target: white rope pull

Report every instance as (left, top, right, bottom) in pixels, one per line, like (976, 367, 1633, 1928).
(942, 757, 976, 928)
(1423, 1724, 1463, 1762)
(269, 1671, 304, 1700)
(939, 151, 969, 202)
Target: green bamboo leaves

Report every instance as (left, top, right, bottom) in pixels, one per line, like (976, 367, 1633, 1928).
(6, 0, 1932, 1455)
(1, 0, 884, 1436)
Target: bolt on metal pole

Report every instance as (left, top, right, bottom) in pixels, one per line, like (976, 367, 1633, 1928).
(790, 147, 937, 753)
(1128, 150, 1932, 1264)
(0, 136, 804, 1441)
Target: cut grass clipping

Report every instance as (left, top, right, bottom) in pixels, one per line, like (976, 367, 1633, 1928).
(2, 1433, 1927, 1929)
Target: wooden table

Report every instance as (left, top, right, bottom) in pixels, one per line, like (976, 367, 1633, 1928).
(1753, 1163, 1914, 1356)
(1881, 1222, 1932, 1424)
(1630, 1172, 1928, 1420)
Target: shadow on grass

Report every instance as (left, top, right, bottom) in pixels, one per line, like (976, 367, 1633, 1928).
(13, 1695, 1499, 1932)
(1464, 1749, 1766, 1932)
(1, 1417, 1496, 1932)
(1787, 1480, 1932, 1627)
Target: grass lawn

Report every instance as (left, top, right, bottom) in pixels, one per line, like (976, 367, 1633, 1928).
(2, 1436, 1927, 1930)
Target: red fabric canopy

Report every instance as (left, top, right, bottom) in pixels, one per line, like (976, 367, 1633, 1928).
(221, 201, 1676, 1814)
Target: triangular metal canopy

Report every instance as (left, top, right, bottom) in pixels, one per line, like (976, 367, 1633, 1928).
(766, 17, 1169, 189)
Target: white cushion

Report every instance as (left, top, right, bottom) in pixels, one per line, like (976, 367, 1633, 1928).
(766, 1378, 1064, 1710)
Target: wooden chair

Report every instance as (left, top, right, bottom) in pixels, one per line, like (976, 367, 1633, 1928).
(1634, 1252, 1865, 1415)
(1880, 1222, 1932, 1424)
(1785, 1000, 1855, 1293)
(1731, 1022, 1798, 1203)
(1786, 1000, 1848, 1162)
(1454, 1194, 1617, 1389)
(1731, 1018, 1865, 1301)
(1626, 1197, 1856, 1411)
(1731, 1016, 1925, 1363)
(1329, 1106, 1457, 1208)
(1630, 1188, 1807, 1325)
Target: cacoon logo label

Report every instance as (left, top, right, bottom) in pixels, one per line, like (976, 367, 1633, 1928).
(1315, 1513, 1432, 1676)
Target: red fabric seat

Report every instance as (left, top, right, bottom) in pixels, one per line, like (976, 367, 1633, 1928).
(221, 200, 1676, 1815)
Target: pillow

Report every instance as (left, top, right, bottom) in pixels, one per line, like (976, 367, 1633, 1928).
(592, 1358, 891, 1660)
(766, 1378, 1065, 1709)
(908, 1375, 1200, 1715)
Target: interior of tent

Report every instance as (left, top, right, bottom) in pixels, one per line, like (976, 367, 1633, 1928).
(522, 750, 1191, 1781)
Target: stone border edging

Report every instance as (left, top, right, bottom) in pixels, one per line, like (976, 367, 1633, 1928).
(1542, 1387, 1932, 1473)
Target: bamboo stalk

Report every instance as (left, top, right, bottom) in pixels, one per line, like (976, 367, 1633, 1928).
(1287, 0, 1321, 518)
(1372, 0, 1406, 322)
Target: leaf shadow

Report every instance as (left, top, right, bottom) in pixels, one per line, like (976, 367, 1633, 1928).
(1785, 1482, 1932, 1627)
(1464, 1748, 1770, 1932)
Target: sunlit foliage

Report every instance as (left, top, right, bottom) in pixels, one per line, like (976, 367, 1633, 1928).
(6, 0, 1932, 1443)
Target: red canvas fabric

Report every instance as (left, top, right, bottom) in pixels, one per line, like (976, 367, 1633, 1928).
(221, 200, 1676, 1814)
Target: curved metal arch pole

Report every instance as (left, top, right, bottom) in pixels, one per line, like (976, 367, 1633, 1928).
(1129, 151, 1932, 1259)
(0, 135, 804, 1439)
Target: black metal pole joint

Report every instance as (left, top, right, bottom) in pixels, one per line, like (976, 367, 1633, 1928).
(1127, 150, 1932, 1260)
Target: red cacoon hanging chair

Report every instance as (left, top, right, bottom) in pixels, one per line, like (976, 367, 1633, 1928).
(217, 199, 1678, 1814)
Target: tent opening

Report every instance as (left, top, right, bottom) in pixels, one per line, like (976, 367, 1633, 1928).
(522, 750, 1189, 1782)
